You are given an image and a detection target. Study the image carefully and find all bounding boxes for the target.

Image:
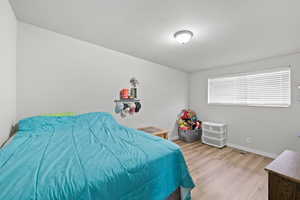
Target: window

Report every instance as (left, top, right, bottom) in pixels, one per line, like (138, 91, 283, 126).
(208, 68, 291, 107)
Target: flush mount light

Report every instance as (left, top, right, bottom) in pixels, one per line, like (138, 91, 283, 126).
(174, 30, 194, 44)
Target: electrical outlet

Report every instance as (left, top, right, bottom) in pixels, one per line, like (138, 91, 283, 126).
(246, 137, 252, 144)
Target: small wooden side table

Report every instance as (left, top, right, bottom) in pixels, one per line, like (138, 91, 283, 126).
(265, 150, 300, 200)
(138, 126, 168, 139)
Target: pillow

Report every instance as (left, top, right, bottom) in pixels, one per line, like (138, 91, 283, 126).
(42, 112, 76, 117)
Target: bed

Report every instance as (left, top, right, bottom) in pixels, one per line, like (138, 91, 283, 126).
(0, 112, 194, 200)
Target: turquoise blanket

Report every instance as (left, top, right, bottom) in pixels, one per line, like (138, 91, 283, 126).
(0, 112, 194, 200)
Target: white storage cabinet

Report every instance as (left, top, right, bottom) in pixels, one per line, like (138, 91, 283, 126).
(202, 122, 227, 148)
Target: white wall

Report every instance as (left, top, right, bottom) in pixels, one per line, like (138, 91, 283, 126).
(17, 22, 188, 139)
(0, 1, 17, 145)
(190, 53, 300, 157)
(16, 22, 300, 155)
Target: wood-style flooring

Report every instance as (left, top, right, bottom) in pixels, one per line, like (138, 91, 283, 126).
(174, 140, 273, 200)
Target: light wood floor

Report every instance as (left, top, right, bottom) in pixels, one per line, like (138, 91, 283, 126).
(175, 140, 273, 200)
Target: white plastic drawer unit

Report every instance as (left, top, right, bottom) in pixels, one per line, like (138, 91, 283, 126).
(202, 121, 227, 148)
(203, 129, 226, 139)
(202, 122, 227, 134)
(202, 136, 226, 148)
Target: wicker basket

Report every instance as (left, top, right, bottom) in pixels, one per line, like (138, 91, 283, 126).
(178, 128, 202, 143)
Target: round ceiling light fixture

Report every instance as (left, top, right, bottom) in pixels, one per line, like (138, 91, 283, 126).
(174, 30, 194, 44)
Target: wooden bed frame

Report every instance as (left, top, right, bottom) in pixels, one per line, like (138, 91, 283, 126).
(167, 188, 181, 200)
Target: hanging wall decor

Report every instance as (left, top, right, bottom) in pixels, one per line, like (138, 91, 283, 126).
(114, 78, 141, 118)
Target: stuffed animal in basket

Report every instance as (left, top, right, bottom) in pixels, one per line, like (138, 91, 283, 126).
(177, 109, 201, 130)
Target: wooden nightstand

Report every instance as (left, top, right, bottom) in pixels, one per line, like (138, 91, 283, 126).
(138, 126, 168, 139)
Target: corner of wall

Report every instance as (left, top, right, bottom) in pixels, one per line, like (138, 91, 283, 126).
(187, 72, 193, 109)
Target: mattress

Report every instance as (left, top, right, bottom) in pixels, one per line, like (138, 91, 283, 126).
(0, 112, 194, 200)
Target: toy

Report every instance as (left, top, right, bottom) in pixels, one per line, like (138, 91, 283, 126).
(180, 126, 189, 131)
(177, 109, 201, 130)
(120, 89, 129, 99)
(129, 103, 136, 115)
(129, 77, 139, 99)
(130, 78, 139, 87)
(114, 102, 124, 114)
(124, 107, 130, 114)
(135, 102, 141, 112)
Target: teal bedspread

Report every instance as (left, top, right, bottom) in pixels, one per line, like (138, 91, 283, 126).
(0, 112, 194, 200)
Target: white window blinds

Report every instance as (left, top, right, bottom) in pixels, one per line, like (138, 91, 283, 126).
(208, 68, 291, 107)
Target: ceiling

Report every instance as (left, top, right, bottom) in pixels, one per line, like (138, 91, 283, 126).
(10, 0, 300, 72)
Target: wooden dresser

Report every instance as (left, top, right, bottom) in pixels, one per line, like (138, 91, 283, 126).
(265, 150, 300, 200)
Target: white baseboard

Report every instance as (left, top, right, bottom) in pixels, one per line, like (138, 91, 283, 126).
(227, 143, 278, 159)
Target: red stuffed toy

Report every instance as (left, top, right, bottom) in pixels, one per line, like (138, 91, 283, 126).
(181, 110, 190, 120)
